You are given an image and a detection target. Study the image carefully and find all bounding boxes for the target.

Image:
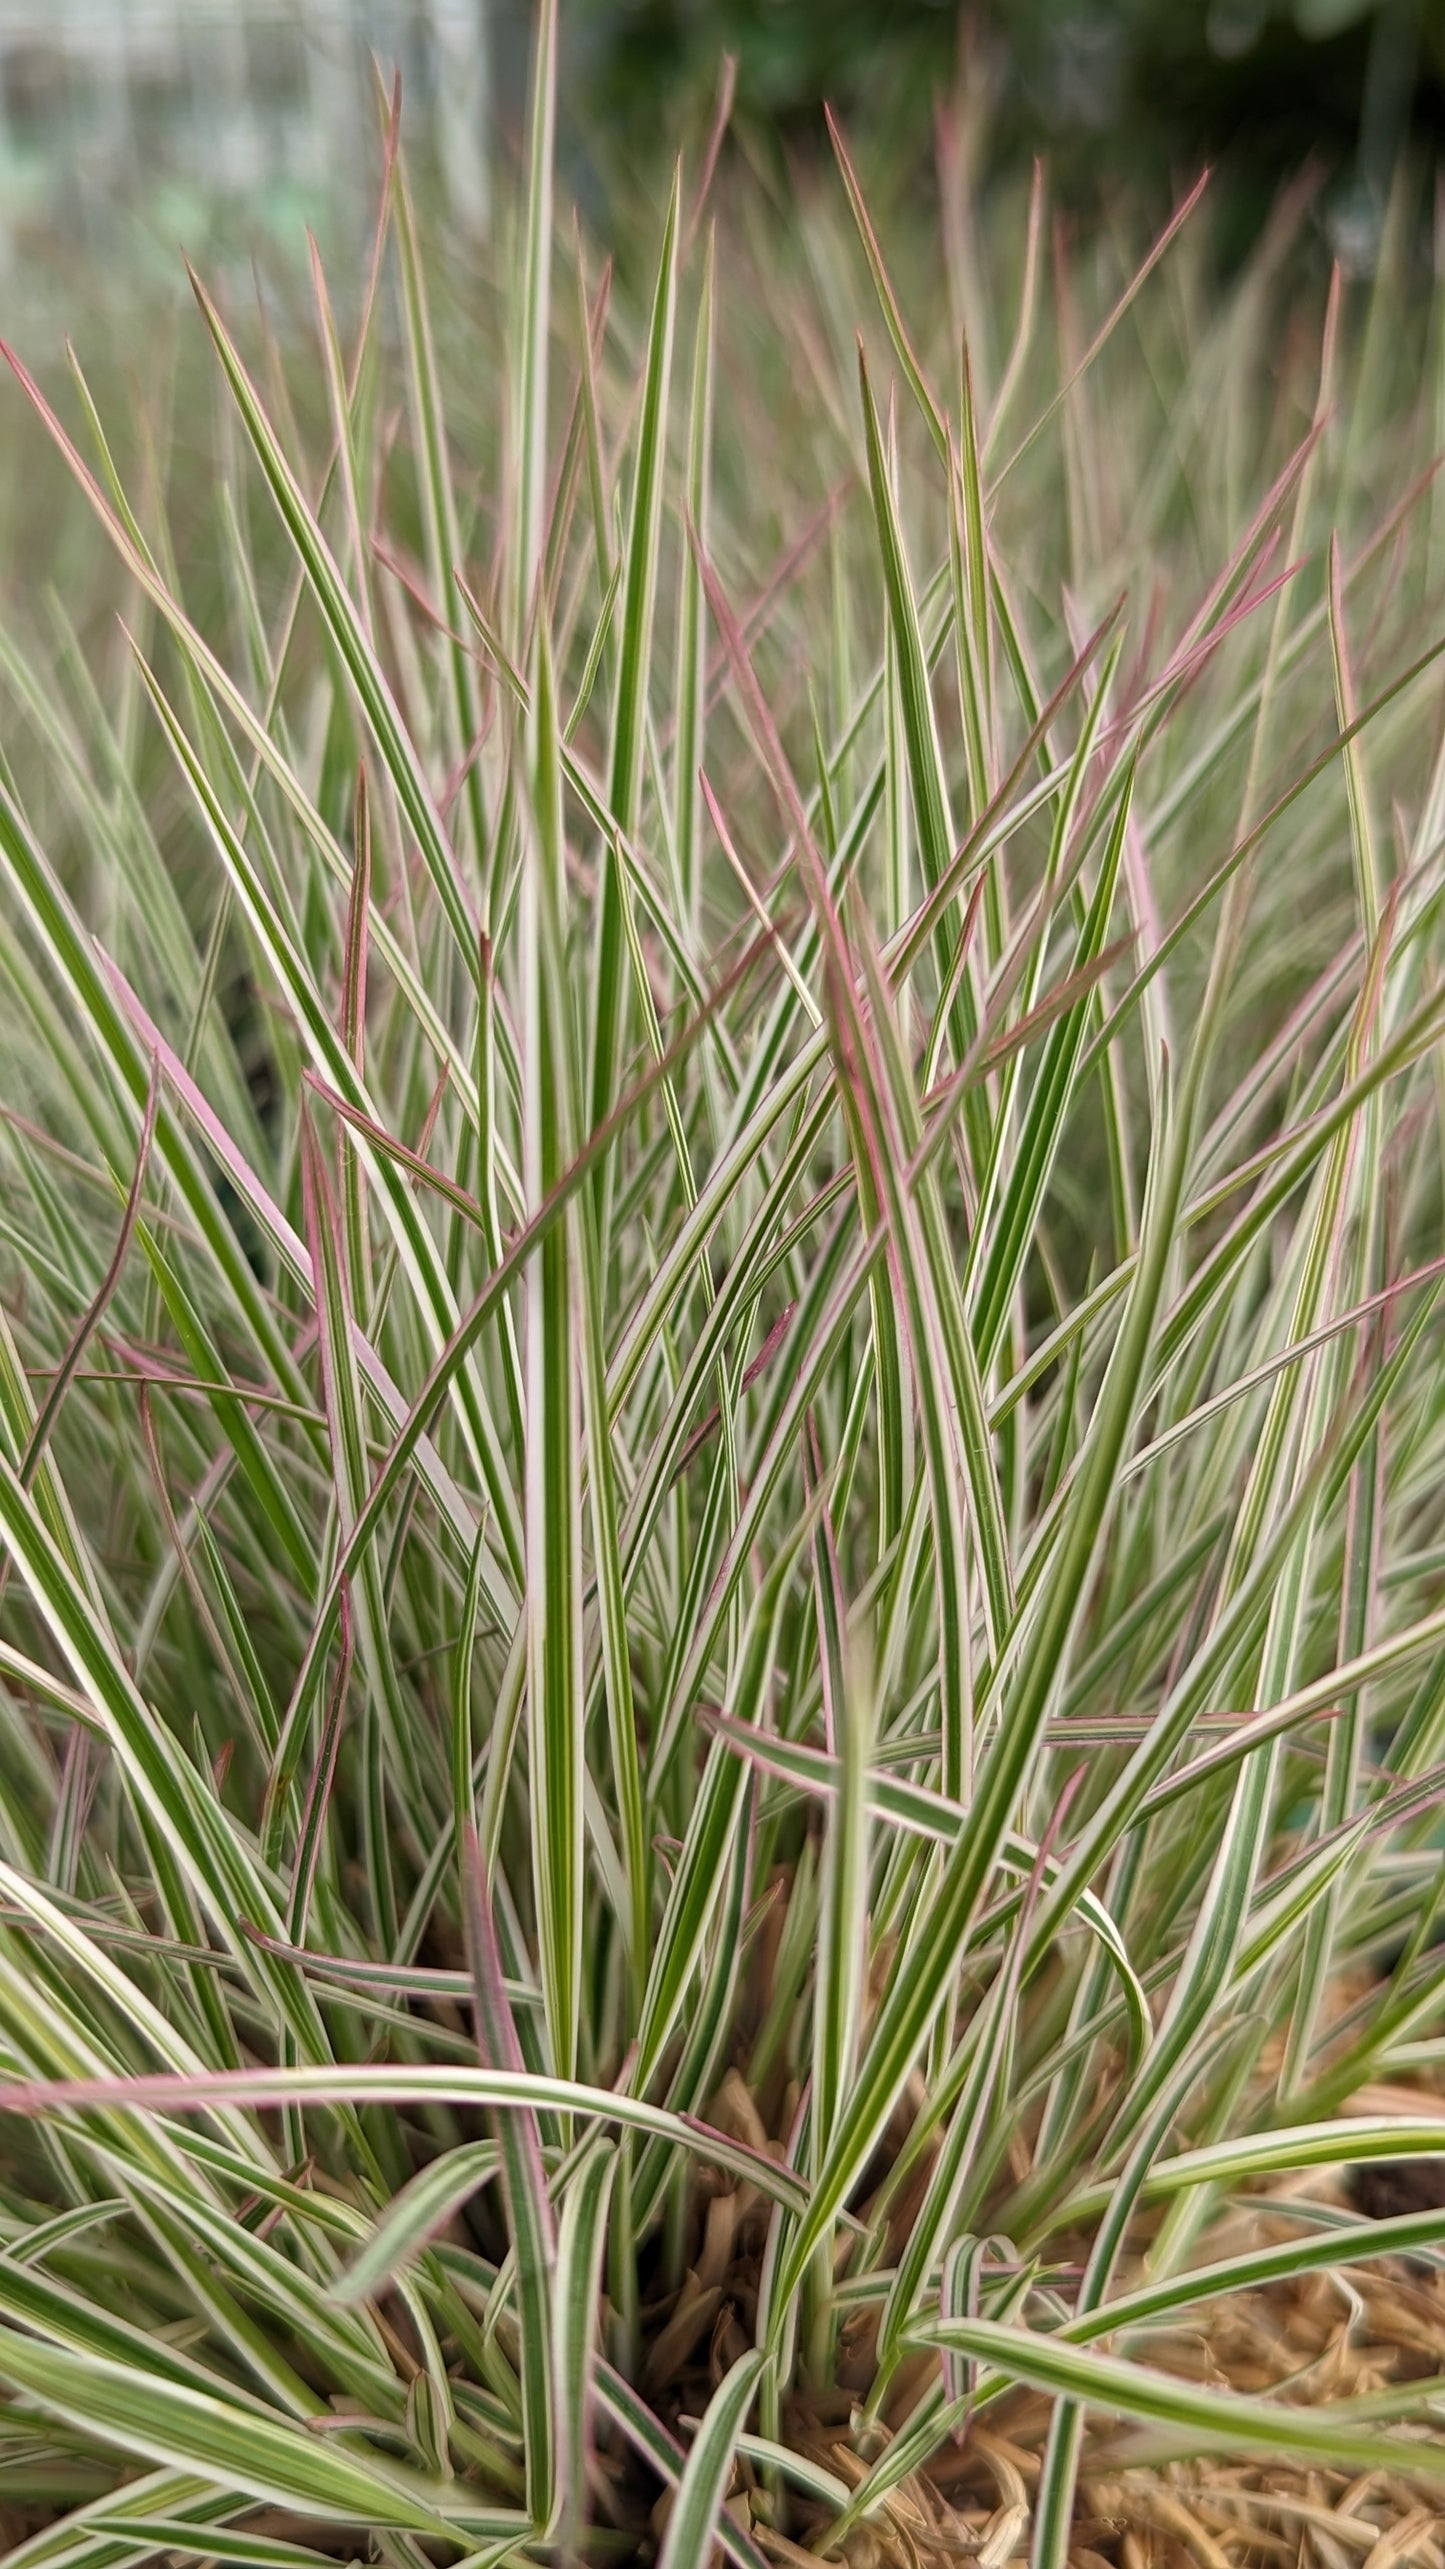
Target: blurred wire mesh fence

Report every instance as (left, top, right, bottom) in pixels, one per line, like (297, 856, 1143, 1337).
(0, 0, 499, 323)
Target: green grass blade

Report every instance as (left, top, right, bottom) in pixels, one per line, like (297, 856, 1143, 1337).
(655, 2348, 765, 2569)
(591, 167, 680, 1175)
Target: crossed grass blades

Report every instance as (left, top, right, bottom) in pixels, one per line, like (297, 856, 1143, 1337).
(0, 8, 1444, 2562)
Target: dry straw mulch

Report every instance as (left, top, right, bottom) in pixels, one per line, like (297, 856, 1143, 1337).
(642, 2109, 1445, 2567)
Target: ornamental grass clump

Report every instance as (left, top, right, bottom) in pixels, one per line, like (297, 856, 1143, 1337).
(1, 10, 1445, 2562)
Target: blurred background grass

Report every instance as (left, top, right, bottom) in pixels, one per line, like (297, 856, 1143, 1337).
(0, 0, 1435, 736)
(0, 0, 1440, 330)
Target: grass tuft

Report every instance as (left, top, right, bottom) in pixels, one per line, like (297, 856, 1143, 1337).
(0, 24, 1443, 2566)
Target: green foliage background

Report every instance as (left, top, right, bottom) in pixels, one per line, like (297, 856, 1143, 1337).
(566, 0, 1444, 227)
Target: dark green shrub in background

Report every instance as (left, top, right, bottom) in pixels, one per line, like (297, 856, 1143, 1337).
(566, 0, 1443, 253)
